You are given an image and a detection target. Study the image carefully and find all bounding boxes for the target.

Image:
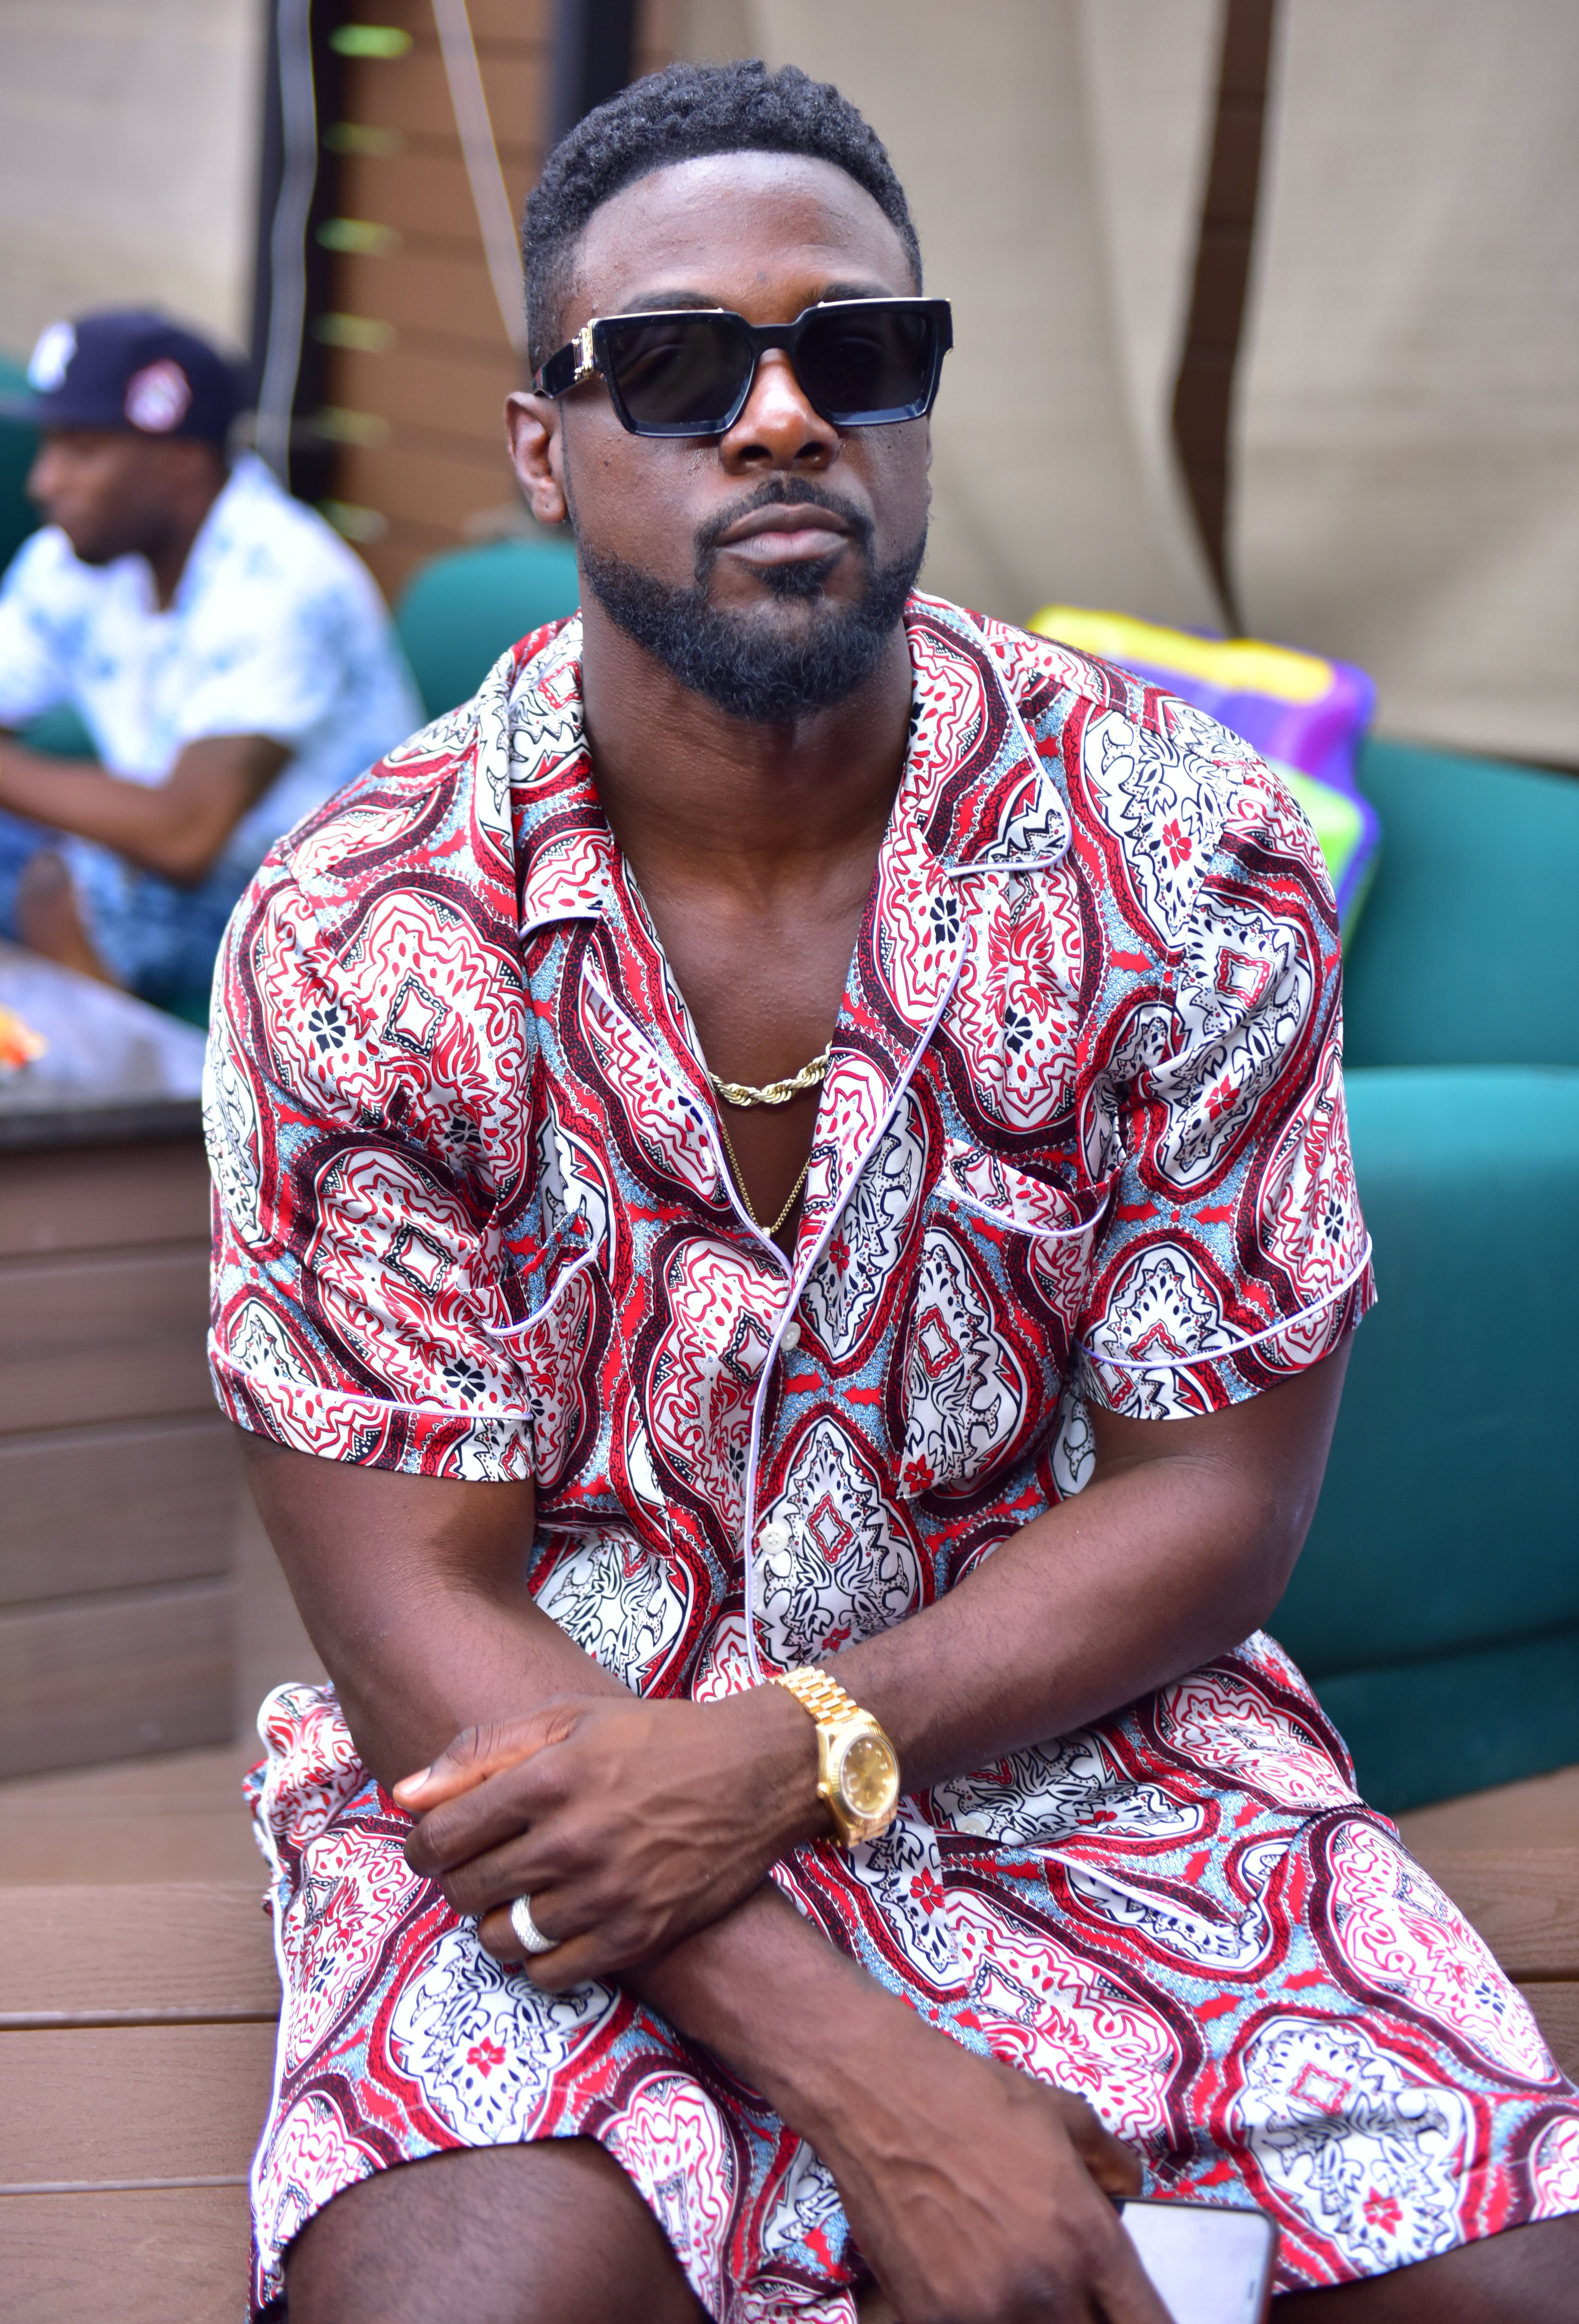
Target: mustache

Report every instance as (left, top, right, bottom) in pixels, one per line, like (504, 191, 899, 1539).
(693, 477, 875, 580)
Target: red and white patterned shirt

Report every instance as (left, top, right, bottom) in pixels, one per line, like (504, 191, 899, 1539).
(207, 592, 1371, 1697)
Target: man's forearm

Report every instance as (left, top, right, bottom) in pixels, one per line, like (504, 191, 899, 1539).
(244, 1439, 899, 2120)
(636, 1875, 921, 2144)
(833, 1344, 1349, 1793)
(0, 741, 100, 830)
(0, 733, 284, 879)
(836, 1450, 1269, 1788)
(0, 742, 197, 876)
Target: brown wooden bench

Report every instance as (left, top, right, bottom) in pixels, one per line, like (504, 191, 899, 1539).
(2, 1844, 1574, 2321)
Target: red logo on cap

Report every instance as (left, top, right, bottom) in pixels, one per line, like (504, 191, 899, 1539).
(125, 359, 192, 433)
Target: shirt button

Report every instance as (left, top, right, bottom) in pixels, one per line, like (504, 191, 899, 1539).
(758, 1520, 791, 1554)
(780, 1319, 801, 1351)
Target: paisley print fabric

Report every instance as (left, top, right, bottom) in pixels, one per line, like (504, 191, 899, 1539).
(210, 599, 1577, 2315)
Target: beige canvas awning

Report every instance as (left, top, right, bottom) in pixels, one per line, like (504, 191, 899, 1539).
(686, 0, 1579, 762)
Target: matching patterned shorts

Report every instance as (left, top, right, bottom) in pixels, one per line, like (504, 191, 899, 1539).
(243, 1634, 1579, 2317)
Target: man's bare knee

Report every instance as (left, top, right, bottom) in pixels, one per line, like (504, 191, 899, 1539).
(283, 2138, 707, 2324)
(16, 850, 115, 982)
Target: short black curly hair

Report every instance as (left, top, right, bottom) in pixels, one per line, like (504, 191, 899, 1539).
(522, 60, 922, 372)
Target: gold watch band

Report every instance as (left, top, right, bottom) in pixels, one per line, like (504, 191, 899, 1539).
(771, 1664, 901, 1846)
(772, 1665, 866, 1727)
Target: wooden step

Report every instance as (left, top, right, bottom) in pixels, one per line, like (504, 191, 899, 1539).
(0, 1882, 277, 2322)
(0, 2186, 255, 2324)
(2, 2021, 278, 2187)
(0, 1881, 280, 2025)
(0, 1823, 1573, 2320)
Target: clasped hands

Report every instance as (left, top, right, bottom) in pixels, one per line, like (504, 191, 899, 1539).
(395, 1688, 1168, 2323)
(395, 1684, 822, 1989)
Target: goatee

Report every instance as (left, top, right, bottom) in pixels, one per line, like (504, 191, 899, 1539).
(576, 478, 926, 725)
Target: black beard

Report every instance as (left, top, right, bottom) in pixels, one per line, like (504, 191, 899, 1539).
(576, 478, 926, 725)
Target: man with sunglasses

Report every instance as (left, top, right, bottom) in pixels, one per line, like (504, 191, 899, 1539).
(209, 59, 1578, 2324)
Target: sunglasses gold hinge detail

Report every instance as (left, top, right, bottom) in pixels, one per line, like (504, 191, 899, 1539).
(571, 324, 596, 388)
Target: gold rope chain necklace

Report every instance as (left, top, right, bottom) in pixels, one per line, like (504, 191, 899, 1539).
(707, 1044, 831, 1110)
(707, 1042, 831, 1236)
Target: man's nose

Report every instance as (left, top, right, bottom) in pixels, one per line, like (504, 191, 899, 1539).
(719, 348, 837, 471)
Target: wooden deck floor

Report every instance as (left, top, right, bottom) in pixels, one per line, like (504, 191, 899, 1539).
(3, 1514, 1576, 2320)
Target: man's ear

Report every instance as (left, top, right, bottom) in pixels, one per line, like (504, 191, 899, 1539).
(506, 392, 569, 527)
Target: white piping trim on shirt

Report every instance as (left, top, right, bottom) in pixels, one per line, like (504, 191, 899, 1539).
(481, 1240, 602, 1343)
(736, 943, 971, 1686)
(931, 1185, 1106, 1241)
(1077, 1238, 1373, 1373)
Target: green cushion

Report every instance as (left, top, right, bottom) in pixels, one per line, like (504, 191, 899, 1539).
(1314, 1630, 1579, 1816)
(1270, 1063, 1579, 1809)
(1344, 738, 1579, 1068)
(394, 537, 580, 720)
(21, 703, 96, 759)
(0, 353, 39, 579)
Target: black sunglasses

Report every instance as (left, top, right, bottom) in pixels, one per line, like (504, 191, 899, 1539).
(533, 297, 953, 437)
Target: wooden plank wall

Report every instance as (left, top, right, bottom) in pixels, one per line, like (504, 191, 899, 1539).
(0, 1141, 237, 1778)
(318, 0, 674, 601)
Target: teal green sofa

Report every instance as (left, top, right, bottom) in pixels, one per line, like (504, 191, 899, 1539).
(394, 536, 581, 719)
(0, 353, 39, 576)
(1271, 740, 1579, 1811)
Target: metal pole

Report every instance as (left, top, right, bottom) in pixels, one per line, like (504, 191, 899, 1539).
(550, 0, 638, 148)
(254, 0, 319, 483)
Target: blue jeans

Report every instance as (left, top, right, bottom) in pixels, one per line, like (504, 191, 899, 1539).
(0, 807, 245, 1014)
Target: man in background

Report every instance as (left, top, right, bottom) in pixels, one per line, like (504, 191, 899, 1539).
(0, 309, 419, 1012)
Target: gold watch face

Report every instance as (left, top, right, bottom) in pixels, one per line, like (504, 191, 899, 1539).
(836, 1728, 900, 1822)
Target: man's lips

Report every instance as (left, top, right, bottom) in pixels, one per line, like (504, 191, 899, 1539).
(713, 503, 855, 561)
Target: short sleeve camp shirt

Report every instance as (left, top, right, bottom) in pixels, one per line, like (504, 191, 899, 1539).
(0, 451, 420, 889)
(209, 592, 1371, 1664)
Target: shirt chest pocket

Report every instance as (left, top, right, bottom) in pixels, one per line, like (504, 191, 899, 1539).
(500, 1205, 601, 1316)
(899, 1141, 1110, 1499)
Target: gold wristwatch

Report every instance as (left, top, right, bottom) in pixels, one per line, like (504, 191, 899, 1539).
(773, 1666, 901, 1846)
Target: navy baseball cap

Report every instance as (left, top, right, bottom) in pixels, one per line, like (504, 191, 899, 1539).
(0, 310, 244, 443)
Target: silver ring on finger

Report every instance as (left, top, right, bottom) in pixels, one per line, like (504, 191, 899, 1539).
(508, 1893, 557, 1957)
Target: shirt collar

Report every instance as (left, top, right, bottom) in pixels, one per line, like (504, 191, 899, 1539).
(901, 592, 1070, 875)
(163, 451, 274, 616)
(508, 615, 619, 932)
(508, 592, 1069, 933)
